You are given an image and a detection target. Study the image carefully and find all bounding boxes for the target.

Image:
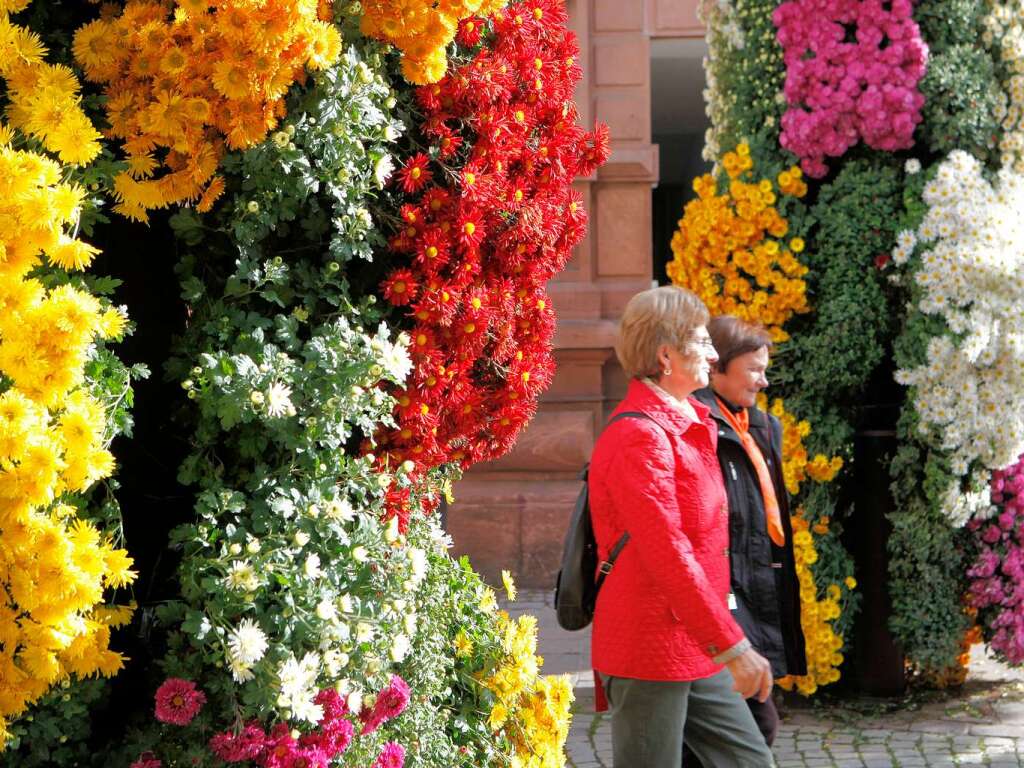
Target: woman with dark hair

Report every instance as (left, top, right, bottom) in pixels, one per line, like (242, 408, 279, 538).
(690, 315, 807, 756)
(589, 287, 774, 768)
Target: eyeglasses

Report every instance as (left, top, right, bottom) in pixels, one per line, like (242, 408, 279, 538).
(690, 338, 716, 351)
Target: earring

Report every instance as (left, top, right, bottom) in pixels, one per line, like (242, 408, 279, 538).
(663, 368, 671, 376)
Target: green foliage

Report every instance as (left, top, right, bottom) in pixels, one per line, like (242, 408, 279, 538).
(887, 408, 973, 672)
(774, 158, 900, 418)
(0, 680, 108, 768)
(914, 0, 985, 50)
(703, 0, 790, 166)
(919, 46, 1004, 164)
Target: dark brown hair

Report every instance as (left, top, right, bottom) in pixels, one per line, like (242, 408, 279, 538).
(708, 316, 773, 373)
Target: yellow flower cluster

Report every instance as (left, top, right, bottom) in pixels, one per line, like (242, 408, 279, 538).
(667, 144, 810, 341)
(360, 0, 508, 84)
(0, 4, 135, 744)
(756, 394, 843, 496)
(484, 611, 573, 768)
(0, 7, 103, 165)
(73, 0, 343, 221)
(776, 511, 851, 696)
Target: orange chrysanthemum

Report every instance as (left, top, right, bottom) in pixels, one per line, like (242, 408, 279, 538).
(73, 1, 344, 220)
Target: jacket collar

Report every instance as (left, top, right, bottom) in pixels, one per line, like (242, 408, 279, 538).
(693, 387, 771, 441)
(614, 378, 711, 436)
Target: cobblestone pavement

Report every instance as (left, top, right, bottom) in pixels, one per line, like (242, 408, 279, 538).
(504, 591, 1024, 767)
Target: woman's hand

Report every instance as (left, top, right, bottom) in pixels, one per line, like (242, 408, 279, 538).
(726, 648, 773, 702)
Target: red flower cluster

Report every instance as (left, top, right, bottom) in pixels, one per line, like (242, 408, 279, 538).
(377, 0, 610, 474)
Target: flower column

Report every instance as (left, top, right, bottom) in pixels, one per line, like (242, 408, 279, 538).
(446, 0, 663, 588)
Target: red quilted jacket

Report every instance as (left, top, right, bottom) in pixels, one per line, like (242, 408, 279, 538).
(590, 379, 746, 690)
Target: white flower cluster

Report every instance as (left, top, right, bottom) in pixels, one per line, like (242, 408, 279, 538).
(983, 0, 1024, 171)
(893, 150, 1024, 522)
(699, 0, 744, 164)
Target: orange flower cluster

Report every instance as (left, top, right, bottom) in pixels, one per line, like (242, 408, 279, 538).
(756, 394, 842, 496)
(667, 143, 810, 341)
(360, 0, 507, 84)
(73, 0, 342, 221)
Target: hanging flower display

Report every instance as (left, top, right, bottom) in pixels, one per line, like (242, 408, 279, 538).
(967, 455, 1024, 664)
(892, 150, 1024, 525)
(377, 1, 609, 474)
(0, 3, 136, 744)
(776, 509, 852, 696)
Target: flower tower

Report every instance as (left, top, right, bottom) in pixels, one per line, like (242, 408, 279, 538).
(0, 1, 605, 766)
(670, 0, 1024, 693)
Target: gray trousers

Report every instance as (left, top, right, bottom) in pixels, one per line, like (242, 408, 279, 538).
(600, 669, 775, 768)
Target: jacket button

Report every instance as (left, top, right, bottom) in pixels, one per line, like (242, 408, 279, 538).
(723, 547, 729, 557)
(708, 644, 718, 655)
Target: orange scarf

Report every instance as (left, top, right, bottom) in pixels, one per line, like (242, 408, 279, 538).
(715, 397, 785, 547)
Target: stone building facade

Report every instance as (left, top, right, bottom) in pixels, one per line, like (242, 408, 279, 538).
(448, 0, 707, 587)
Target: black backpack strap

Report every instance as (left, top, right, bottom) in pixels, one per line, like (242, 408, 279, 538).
(592, 410, 654, 579)
(594, 531, 630, 590)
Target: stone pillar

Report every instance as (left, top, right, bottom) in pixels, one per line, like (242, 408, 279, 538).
(448, 1, 701, 588)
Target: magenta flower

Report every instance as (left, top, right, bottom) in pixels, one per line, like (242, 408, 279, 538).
(968, 454, 1024, 664)
(129, 754, 162, 768)
(361, 675, 412, 735)
(154, 678, 206, 726)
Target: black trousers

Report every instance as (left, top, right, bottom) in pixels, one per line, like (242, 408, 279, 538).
(682, 694, 779, 767)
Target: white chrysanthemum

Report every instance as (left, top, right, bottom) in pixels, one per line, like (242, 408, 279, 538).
(374, 154, 394, 187)
(228, 618, 269, 666)
(904, 158, 922, 174)
(265, 381, 293, 418)
(390, 633, 410, 662)
(377, 329, 413, 383)
(324, 496, 355, 522)
(278, 652, 322, 724)
(225, 561, 260, 592)
(408, 546, 428, 587)
(229, 656, 255, 683)
(315, 599, 336, 621)
(304, 553, 322, 579)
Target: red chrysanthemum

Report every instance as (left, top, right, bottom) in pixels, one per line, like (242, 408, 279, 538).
(455, 207, 486, 251)
(381, 269, 419, 306)
(396, 153, 433, 194)
(456, 16, 484, 47)
(154, 678, 206, 726)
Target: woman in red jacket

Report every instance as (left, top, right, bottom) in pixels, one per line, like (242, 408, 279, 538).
(590, 286, 774, 767)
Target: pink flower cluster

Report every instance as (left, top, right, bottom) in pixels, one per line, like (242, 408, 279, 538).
(154, 678, 206, 726)
(209, 689, 355, 767)
(772, 0, 928, 177)
(205, 676, 411, 768)
(967, 457, 1024, 664)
